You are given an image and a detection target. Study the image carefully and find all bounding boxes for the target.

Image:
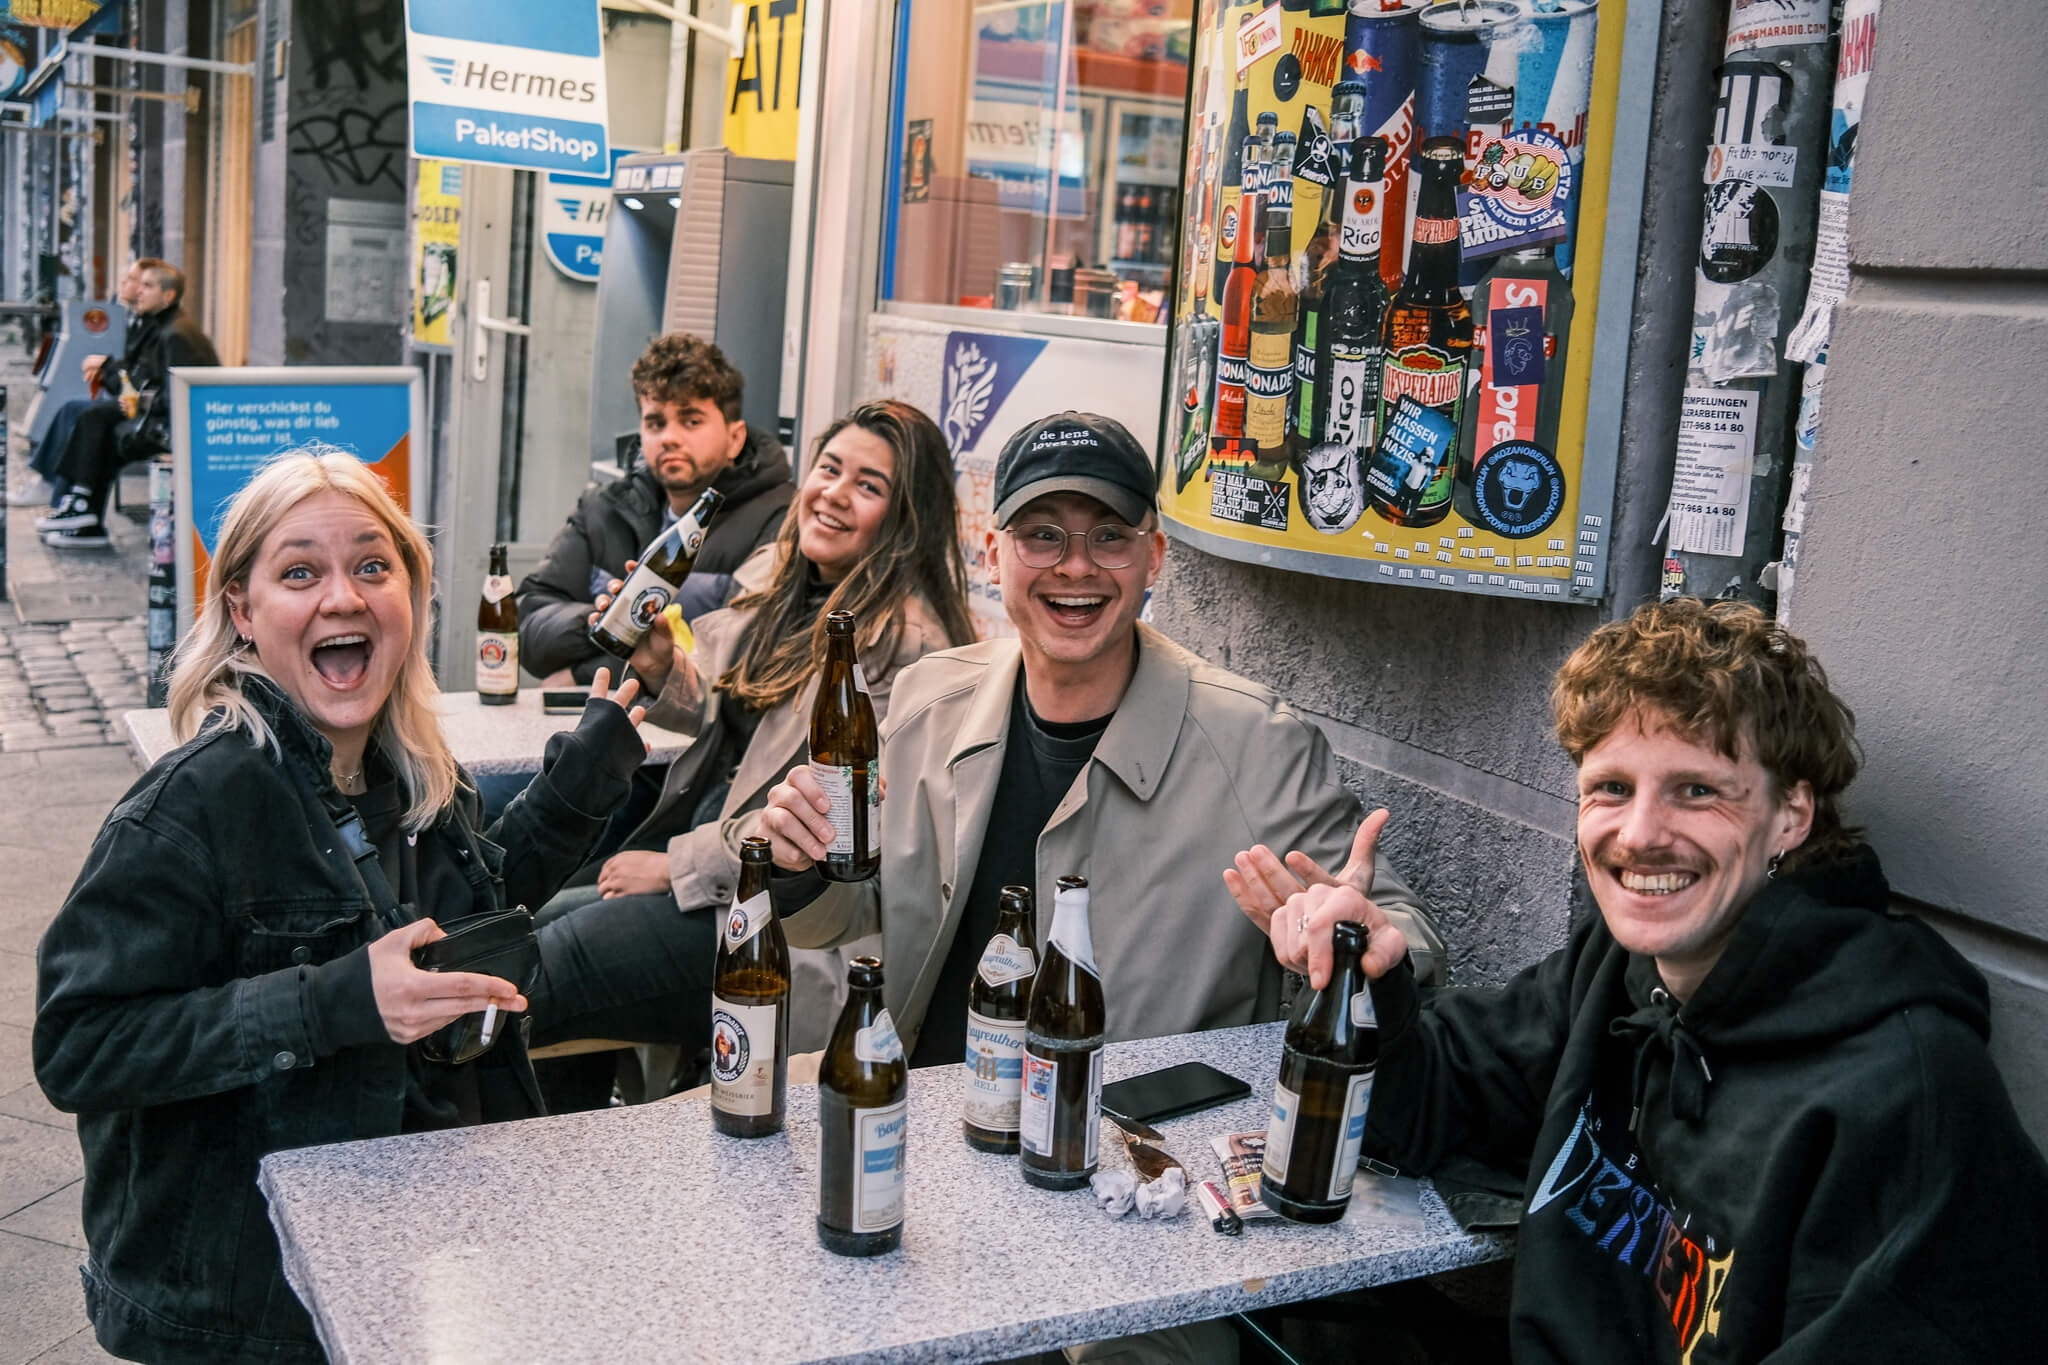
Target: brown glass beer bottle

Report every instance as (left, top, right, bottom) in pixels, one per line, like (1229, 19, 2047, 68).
(963, 885, 1039, 1154)
(710, 837, 790, 1138)
(809, 610, 880, 881)
(1019, 875, 1106, 1191)
(1262, 919, 1379, 1224)
(817, 955, 907, 1256)
(588, 486, 726, 659)
(476, 543, 519, 705)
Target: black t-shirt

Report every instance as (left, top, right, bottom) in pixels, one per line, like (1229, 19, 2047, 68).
(350, 774, 484, 1132)
(905, 679, 1110, 1069)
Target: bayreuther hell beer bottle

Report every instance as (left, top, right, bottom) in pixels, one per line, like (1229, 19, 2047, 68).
(589, 486, 726, 658)
(1368, 137, 1473, 529)
(1211, 192, 1264, 456)
(710, 837, 790, 1138)
(476, 543, 519, 705)
(963, 885, 1040, 1154)
(809, 610, 880, 881)
(1019, 875, 1106, 1191)
(1262, 920, 1379, 1225)
(817, 955, 907, 1256)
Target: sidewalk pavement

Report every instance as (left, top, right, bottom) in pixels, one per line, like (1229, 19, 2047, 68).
(3, 396, 143, 1362)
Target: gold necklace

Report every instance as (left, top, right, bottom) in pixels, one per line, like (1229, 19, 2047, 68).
(333, 766, 365, 792)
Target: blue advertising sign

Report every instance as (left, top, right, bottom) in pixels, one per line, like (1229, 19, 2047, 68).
(541, 149, 637, 283)
(404, 0, 610, 177)
(170, 368, 425, 636)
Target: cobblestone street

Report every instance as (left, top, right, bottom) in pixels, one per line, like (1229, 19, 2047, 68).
(3, 390, 139, 1363)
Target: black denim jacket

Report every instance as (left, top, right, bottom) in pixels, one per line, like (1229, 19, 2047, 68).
(34, 678, 642, 1364)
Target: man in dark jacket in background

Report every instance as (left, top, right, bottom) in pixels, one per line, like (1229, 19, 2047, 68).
(1237, 599, 2048, 1362)
(517, 333, 793, 685)
(41, 260, 219, 549)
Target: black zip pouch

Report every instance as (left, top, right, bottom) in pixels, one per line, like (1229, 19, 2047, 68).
(409, 906, 541, 1065)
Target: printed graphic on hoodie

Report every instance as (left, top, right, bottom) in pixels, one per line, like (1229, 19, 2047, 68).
(1528, 1097, 1737, 1364)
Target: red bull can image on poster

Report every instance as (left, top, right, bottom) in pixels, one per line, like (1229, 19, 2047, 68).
(1341, 0, 1426, 296)
(1417, 1, 1525, 160)
(1514, 0, 1600, 274)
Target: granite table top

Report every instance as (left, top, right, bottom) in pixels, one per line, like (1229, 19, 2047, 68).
(123, 689, 693, 776)
(260, 1022, 1512, 1365)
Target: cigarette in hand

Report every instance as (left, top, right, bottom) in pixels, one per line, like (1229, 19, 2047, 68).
(479, 1003, 499, 1048)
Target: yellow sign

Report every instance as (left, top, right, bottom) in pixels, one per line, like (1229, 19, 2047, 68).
(722, 0, 805, 161)
(411, 159, 462, 350)
(12, 0, 103, 28)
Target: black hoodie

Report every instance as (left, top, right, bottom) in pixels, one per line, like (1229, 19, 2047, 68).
(517, 426, 794, 682)
(1366, 847, 2048, 1362)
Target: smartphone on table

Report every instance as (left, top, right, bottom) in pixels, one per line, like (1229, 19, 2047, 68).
(1099, 1061, 1251, 1126)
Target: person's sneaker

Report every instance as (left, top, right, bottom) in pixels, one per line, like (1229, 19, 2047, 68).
(44, 522, 111, 550)
(6, 476, 56, 507)
(35, 492, 98, 532)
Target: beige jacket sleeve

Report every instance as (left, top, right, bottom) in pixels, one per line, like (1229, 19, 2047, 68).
(665, 598, 954, 918)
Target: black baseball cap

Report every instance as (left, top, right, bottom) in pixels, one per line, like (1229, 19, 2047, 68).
(992, 411, 1156, 527)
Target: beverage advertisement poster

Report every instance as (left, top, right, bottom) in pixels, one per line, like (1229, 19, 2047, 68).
(1159, 0, 1633, 603)
(169, 368, 425, 637)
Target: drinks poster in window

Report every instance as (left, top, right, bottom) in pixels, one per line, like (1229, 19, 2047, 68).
(1159, 0, 1632, 604)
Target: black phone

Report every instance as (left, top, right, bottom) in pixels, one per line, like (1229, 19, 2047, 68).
(541, 689, 589, 714)
(1099, 1061, 1251, 1126)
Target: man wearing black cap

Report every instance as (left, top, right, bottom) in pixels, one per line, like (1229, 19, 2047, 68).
(760, 411, 1442, 1068)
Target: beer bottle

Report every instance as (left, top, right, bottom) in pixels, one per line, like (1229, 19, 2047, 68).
(1262, 920, 1378, 1224)
(817, 955, 907, 1256)
(1211, 192, 1264, 455)
(963, 885, 1040, 1154)
(710, 837, 790, 1138)
(1245, 206, 1298, 477)
(476, 543, 519, 705)
(809, 610, 880, 882)
(1318, 139, 1394, 463)
(1019, 875, 1105, 1191)
(588, 486, 726, 659)
(1211, 84, 1251, 302)
(1368, 137, 1473, 529)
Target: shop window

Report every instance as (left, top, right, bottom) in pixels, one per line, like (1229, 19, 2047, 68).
(881, 1, 1193, 328)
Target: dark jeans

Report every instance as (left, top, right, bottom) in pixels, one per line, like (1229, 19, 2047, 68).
(53, 401, 132, 517)
(527, 891, 717, 1111)
(30, 396, 105, 493)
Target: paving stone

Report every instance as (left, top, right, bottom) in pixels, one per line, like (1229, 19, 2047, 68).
(0, 1229, 93, 1362)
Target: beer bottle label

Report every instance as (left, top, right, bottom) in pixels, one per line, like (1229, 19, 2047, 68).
(475, 631, 518, 694)
(850, 1100, 908, 1234)
(710, 996, 780, 1117)
(1246, 332, 1294, 448)
(1018, 1046, 1102, 1162)
(593, 561, 675, 643)
(722, 889, 771, 950)
(854, 1008, 903, 1064)
(482, 573, 514, 604)
(975, 933, 1036, 987)
(809, 758, 878, 859)
(962, 1009, 1027, 1133)
(1324, 345, 1378, 452)
(1263, 1080, 1300, 1186)
(1329, 1071, 1374, 1202)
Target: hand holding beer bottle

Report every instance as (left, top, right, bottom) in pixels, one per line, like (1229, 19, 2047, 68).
(1225, 809, 1409, 989)
(589, 487, 725, 660)
(808, 610, 880, 882)
(588, 559, 696, 700)
(1262, 920, 1379, 1225)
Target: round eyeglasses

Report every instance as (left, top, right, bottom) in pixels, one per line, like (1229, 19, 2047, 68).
(1007, 521, 1146, 570)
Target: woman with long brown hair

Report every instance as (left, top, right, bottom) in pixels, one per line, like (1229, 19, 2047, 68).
(528, 399, 975, 1105)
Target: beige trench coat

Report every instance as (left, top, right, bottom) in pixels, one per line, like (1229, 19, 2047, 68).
(783, 622, 1446, 1058)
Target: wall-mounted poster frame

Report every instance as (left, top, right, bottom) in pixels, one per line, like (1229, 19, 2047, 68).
(1157, 0, 1660, 603)
(170, 367, 427, 637)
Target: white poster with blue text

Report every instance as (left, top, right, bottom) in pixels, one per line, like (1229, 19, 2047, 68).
(405, 0, 611, 177)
